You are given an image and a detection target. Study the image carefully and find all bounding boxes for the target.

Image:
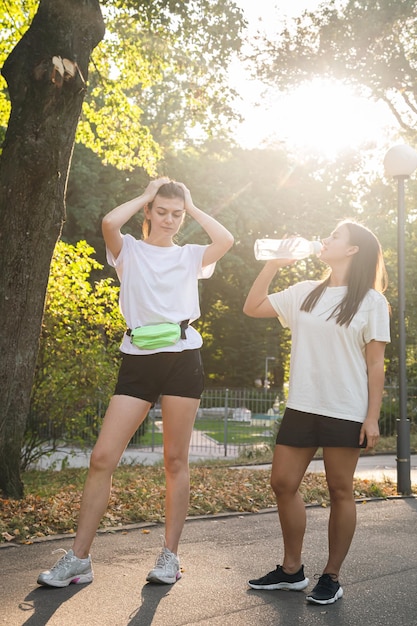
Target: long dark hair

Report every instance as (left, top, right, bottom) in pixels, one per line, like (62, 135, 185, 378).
(142, 181, 185, 239)
(301, 220, 388, 327)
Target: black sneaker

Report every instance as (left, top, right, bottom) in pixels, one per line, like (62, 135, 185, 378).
(248, 565, 309, 591)
(306, 573, 343, 605)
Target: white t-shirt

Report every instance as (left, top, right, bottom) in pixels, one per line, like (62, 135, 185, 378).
(107, 234, 216, 355)
(268, 281, 391, 423)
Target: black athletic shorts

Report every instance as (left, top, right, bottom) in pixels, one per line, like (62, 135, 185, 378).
(114, 349, 205, 403)
(276, 407, 366, 448)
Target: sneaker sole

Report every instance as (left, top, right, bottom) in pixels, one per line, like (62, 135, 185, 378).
(37, 572, 93, 588)
(146, 572, 182, 585)
(306, 586, 343, 605)
(248, 578, 309, 591)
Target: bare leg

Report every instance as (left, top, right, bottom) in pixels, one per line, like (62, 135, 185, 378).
(160, 395, 200, 555)
(271, 445, 317, 573)
(322, 447, 361, 578)
(72, 395, 151, 558)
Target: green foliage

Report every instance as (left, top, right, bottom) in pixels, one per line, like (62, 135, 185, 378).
(23, 240, 125, 469)
(63, 143, 143, 257)
(0, 0, 246, 172)
(0, 0, 38, 129)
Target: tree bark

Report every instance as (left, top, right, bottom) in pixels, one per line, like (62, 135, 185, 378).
(0, 0, 105, 498)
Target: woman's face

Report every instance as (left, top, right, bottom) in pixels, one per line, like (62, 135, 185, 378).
(320, 224, 357, 264)
(145, 194, 185, 238)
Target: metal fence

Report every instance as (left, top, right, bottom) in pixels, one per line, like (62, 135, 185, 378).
(25, 385, 417, 462)
(129, 388, 284, 458)
(128, 385, 417, 459)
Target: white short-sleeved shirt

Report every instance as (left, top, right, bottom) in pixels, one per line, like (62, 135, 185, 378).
(107, 234, 216, 355)
(268, 281, 391, 423)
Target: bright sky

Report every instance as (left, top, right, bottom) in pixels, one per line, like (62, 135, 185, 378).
(231, 0, 399, 157)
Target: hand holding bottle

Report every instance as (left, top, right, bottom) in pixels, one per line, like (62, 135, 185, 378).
(254, 237, 322, 261)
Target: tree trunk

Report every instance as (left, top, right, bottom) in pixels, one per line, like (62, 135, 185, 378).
(0, 0, 105, 498)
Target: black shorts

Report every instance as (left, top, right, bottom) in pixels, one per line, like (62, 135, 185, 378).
(114, 349, 205, 403)
(276, 408, 365, 448)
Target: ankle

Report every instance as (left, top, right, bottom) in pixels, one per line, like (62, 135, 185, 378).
(163, 540, 178, 556)
(72, 548, 89, 560)
(282, 563, 302, 575)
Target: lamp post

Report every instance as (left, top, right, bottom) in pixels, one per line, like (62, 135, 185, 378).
(264, 356, 276, 391)
(383, 144, 417, 495)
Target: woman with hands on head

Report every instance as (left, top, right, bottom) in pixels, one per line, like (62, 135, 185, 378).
(37, 177, 234, 588)
(244, 220, 390, 605)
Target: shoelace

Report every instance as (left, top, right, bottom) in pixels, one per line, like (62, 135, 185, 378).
(154, 549, 172, 568)
(313, 573, 339, 587)
(49, 549, 72, 571)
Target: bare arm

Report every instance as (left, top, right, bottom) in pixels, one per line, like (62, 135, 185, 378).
(360, 339, 387, 451)
(177, 183, 234, 266)
(101, 177, 170, 259)
(243, 259, 294, 318)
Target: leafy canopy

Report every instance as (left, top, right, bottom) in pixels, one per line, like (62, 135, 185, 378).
(0, 0, 246, 172)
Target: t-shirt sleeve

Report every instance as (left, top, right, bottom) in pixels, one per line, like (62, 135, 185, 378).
(267, 291, 290, 327)
(267, 283, 310, 328)
(193, 244, 216, 279)
(364, 294, 391, 344)
(105, 233, 135, 268)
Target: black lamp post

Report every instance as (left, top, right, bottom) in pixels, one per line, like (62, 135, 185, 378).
(383, 144, 417, 495)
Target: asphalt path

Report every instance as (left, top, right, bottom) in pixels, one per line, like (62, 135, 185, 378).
(1, 498, 417, 626)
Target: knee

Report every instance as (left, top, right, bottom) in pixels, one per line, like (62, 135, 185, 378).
(164, 454, 187, 478)
(327, 481, 354, 503)
(270, 474, 293, 498)
(89, 444, 116, 473)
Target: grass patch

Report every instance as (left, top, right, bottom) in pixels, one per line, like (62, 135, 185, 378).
(194, 418, 275, 445)
(130, 431, 164, 446)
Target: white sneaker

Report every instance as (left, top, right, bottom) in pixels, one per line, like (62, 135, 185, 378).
(146, 547, 181, 584)
(37, 549, 93, 587)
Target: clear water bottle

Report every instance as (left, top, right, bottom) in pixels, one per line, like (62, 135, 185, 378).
(254, 237, 322, 261)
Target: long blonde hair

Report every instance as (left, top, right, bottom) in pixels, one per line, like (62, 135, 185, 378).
(301, 220, 388, 326)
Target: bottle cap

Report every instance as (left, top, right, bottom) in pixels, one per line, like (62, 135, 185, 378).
(312, 241, 322, 255)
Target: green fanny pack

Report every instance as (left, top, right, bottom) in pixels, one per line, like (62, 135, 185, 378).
(127, 320, 189, 350)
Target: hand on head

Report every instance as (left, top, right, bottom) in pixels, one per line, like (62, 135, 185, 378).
(174, 182, 193, 211)
(144, 177, 171, 202)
